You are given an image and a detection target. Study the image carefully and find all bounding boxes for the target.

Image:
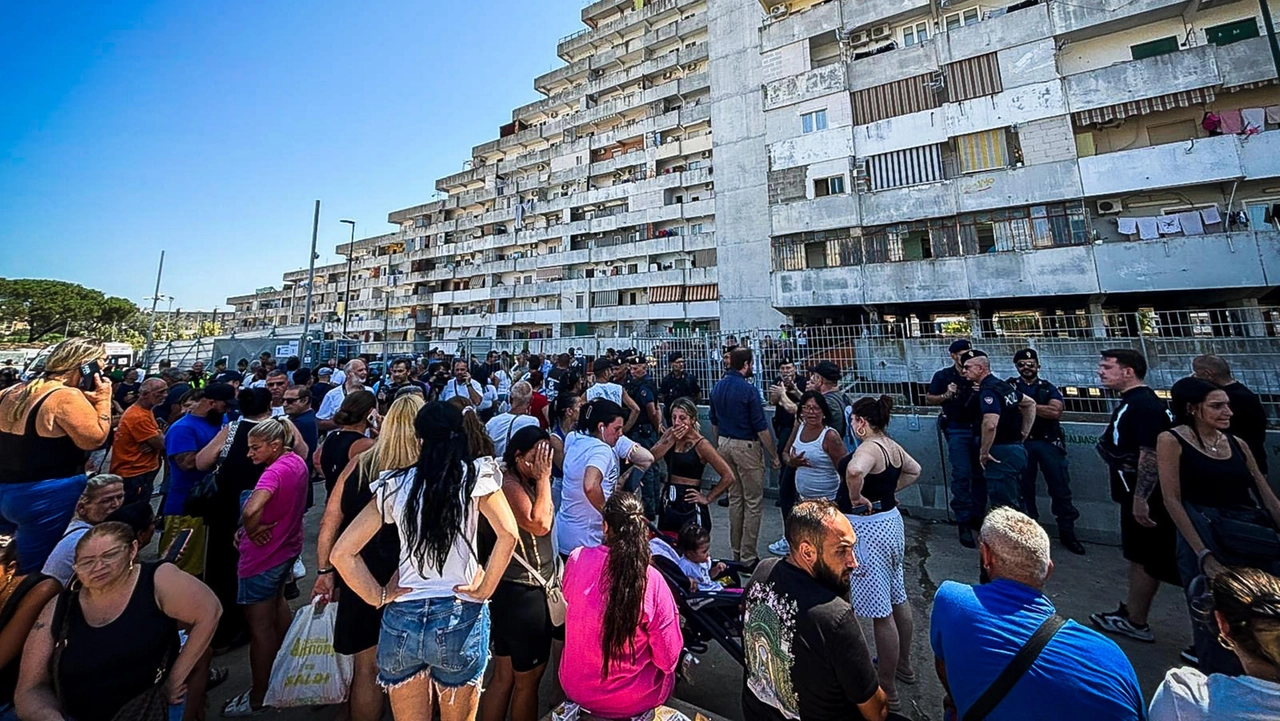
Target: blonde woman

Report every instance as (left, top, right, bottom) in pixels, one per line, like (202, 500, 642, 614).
(312, 394, 424, 721)
(0, 338, 112, 572)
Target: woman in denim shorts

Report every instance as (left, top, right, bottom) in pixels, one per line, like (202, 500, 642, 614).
(333, 401, 519, 721)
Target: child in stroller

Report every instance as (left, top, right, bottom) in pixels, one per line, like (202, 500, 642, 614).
(674, 523, 742, 594)
(648, 522, 746, 665)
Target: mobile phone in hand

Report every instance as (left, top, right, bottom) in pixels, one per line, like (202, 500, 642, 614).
(163, 529, 193, 563)
(78, 360, 102, 391)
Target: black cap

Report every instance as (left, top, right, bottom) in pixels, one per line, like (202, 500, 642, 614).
(1013, 348, 1038, 363)
(203, 383, 236, 402)
(630, 354, 649, 365)
(667, 351, 683, 363)
(807, 360, 842, 382)
(948, 339, 972, 354)
(214, 371, 244, 384)
(777, 357, 794, 368)
(593, 358, 612, 374)
(959, 349, 988, 363)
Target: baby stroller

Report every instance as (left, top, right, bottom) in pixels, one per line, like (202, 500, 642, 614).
(654, 479, 711, 537)
(647, 524, 746, 667)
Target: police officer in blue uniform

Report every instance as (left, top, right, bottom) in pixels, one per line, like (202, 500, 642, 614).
(1009, 348, 1085, 555)
(927, 340, 984, 547)
(962, 349, 1035, 522)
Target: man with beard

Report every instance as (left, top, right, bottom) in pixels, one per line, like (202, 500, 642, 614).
(265, 369, 289, 417)
(930, 507, 1143, 721)
(162, 383, 234, 517)
(317, 358, 371, 432)
(373, 357, 425, 415)
(710, 348, 781, 568)
(1007, 348, 1084, 555)
(742, 499, 887, 721)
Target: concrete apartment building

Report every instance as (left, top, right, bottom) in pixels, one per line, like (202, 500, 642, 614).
(228, 0, 1279, 349)
(718, 0, 1280, 333)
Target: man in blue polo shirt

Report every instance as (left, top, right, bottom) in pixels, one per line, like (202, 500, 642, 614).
(931, 507, 1145, 721)
(710, 348, 780, 568)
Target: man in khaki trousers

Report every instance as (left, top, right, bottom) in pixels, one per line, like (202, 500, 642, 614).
(709, 348, 780, 568)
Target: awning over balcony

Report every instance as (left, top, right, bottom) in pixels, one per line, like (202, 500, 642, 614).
(686, 284, 719, 302)
(649, 285, 683, 303)
(1073, 87, 1215, 126)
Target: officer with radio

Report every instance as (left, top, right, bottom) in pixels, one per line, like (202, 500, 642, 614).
(1009, 348, 1085, 555)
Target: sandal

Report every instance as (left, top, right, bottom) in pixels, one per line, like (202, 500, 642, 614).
(208, 666, 229, 691)
(221, 690, 265, 717)
(896, 667, 918, 685)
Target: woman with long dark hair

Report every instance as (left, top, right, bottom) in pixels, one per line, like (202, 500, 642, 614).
(1158, 377, 1280, 675)
(331, 402, 518, 721)
(317, 390, 376, 495)
(482, 426, 559, 721)
(560, 492, 681, 718)
(312, 394, 423, 721)
(839, 395, 923, 711)
(782, 391, 846, 502)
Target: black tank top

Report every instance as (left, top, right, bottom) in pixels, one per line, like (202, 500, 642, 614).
(0, 572, 54, 705)
(207, 419, 266, 527)
(53, 562, 180, 721)
(0, 387, 86, 484)
(836, 442, 903, 514)
(1175, 432, 1256, 509)
(338, 464, 399, 585)
(322, 430, 364, 494)
(665, 439, 707, 484)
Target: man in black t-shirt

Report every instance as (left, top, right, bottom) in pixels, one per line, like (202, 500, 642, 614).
(625, 355, 665, 519)
(1192, 353, 1269, 475)
(927, 339, 985, 547)
(1090, 349, 1176, 645)
(743, 499, 888, 721)
(658, 351, 701, 424)
(963, 350, 1035, 515)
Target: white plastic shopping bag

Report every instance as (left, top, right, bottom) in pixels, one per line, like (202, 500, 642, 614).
(263, 600, 353, 708)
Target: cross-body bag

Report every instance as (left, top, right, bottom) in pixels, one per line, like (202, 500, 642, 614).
(183, 419, 240, 517)
(961, 614, 1066, 721)
(510, 547, 566, 627)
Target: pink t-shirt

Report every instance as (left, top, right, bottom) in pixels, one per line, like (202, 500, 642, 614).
(238, 452, 309, 578)
(560, 544, 682, 718)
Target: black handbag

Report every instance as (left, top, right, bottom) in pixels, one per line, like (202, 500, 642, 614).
(183, 419, 239, 517)
(1200, 505, 1280, 563)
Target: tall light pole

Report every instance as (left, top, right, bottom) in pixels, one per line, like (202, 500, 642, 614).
(339, 219, 357, 338)
(142, 251, 165, 370)
(299, 200, 321, 363)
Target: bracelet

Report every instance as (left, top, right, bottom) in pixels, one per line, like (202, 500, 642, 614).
(316, 567, 334, 576)
(1197, 548, 1215, 573)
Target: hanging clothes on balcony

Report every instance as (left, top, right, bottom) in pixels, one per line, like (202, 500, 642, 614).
(1116, 217, 1138, 236)
(1176, 211, 1205, 236)
(1241, 108, 1266, 134)
(1156, 216, 1181, 235)
(1200, 206, 1222, 226)
(1267, 105, 1280, 124)
(1136, 217, 1160, 240)
(1219, 109, 1244, 134)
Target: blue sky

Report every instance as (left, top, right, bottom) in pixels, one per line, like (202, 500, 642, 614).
(0, 1, 584, 311)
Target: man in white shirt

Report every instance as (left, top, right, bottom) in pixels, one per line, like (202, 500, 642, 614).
(585, 358, 641, 433)
(484, 381, 540, 457)
(440, 359, 484, 407)
(329, 357, 347, 386)
(318, 359, 371, 431)
(265, 369, 289, 417)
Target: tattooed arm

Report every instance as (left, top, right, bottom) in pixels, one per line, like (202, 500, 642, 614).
(1131, 446, 1160, 528)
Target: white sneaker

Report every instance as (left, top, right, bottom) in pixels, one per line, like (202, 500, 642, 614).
(292, 558, 307, 580)
(768, 538, 790, 556)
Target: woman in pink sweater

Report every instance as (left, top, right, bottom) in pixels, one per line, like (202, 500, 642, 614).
(561, 492, 682, 718)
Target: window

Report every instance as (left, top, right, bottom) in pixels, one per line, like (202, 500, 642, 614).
(944, 8, 981, 30)
(801, 109, 828, 134)
(956, 129, 1009, 173)
(690, 223, 704, 235)
(1206, 18, 1259, 46)
(903, 21, 930, 47)
(1130, 36, 1179, 60)
(813, 176, 846, 197)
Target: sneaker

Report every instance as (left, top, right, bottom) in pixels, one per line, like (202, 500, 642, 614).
(768, 538, 790, 556)
(1180, 644, 1199, 665)
(1090, 603, 1155, 642)
(292, 558, 307, 580)
(958, 525, 976, 549)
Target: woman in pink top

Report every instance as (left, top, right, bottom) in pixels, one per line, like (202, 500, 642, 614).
(561, 492, 682, 718)
(225, 416, 310, 716)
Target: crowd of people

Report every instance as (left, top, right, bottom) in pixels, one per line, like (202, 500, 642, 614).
(0, 336, 1275, 721)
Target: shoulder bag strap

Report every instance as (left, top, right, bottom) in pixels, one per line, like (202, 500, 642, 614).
(509, 541, 560, 589)
(962, 614, 1067, 721)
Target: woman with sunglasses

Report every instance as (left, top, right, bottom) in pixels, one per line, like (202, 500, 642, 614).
(16, 522, 221, 721)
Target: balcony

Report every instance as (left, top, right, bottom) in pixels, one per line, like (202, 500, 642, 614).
(771, 193, 860, 235)
(1064, 44, 1218, 114)
(936, 3, 1053, 67)
(1078, 132, 1246, 197)
(762, 63, 848, 111)
(769, 126, 856, 170)
(1049, 0, 1190, 42)
(557, 0, 682, 59)
(760, 0, 841, 54)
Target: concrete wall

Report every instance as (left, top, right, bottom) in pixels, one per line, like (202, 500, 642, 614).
(708, 0, 788, 329)
(1078, 132, 1243, 197)
(1017, 116, 1079, 165)
(1064, 43, 1219, 111)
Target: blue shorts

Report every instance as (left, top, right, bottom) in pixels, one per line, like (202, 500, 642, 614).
(237, 557, 294, 605)
(377, 597, 490, 689)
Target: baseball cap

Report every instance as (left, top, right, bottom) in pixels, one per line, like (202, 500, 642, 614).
(667, 351, 683, 363)
(203, 383, 236, 402)
(317, 367, 333, 377)
(948, 339, 972, 354)
(593, 358, 612, 374)
(1013, 348, 1038, 363)
(807, 360, 842, 382)
(214, 370, 244, 384)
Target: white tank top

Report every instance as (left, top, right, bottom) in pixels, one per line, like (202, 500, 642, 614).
(792, 422, 840, 500)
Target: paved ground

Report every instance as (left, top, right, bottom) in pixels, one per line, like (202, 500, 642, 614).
(199, 492, 1191, 721)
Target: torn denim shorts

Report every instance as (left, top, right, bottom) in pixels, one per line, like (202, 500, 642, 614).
(377, 596, 490, 689)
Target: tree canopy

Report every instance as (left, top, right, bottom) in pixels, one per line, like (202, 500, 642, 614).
(0, 278, 139, 342)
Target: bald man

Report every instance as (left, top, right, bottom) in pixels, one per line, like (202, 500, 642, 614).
(317, 358, 371, 432)
(112, 378, 170, 504)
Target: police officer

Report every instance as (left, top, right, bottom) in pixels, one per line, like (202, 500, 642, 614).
(1009, 348, 1085, 555)
(625, 353, 665, 519)
(658, 351, 701, 425)
(927, 340, 984, 547)
(961, 350, 1035, 523)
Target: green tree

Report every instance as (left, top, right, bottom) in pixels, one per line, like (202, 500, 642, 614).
(0, 278, 141, 342)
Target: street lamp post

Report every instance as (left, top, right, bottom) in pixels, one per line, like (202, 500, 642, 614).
(141, 251, 166, 370)
(299, 200, 321, 364)
(340, 219, 357, 338)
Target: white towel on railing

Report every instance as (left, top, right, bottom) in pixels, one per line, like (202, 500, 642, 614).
(1136, 216, 1160, 240)
(1157, 216, 1181, 235)
(1117, 217, 1138, 236)
(1200, 206, 1222, 225)
(1177, 211, 1205, 236)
